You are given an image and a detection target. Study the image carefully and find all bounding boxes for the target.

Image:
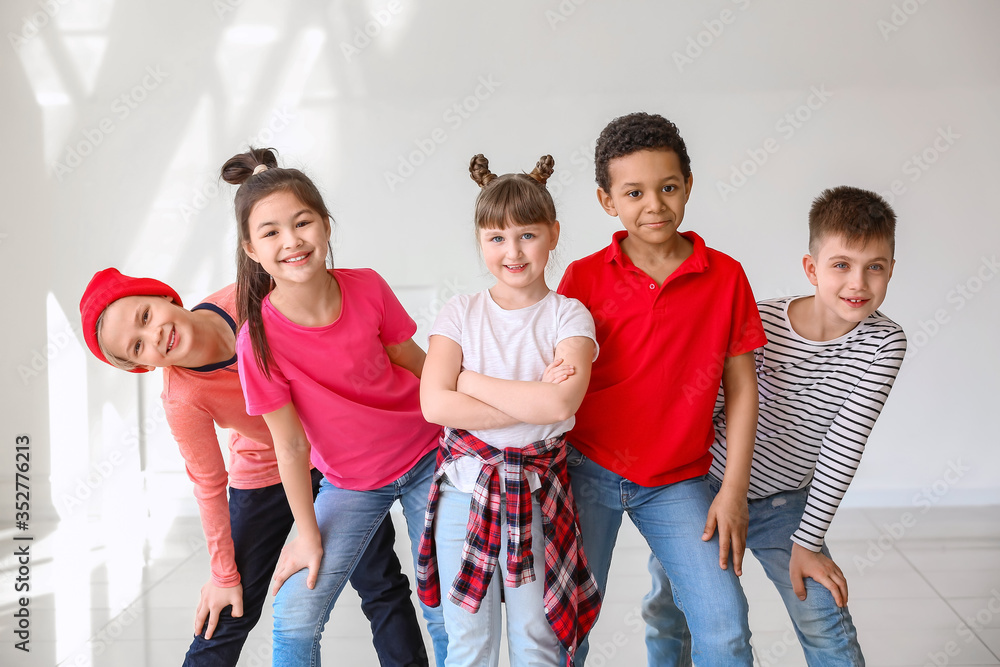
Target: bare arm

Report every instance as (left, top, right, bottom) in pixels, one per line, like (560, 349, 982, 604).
(261, 402, 323, 594)
(386, 338, 426, 378)
(703, 351, 757, 575)
(420, 335, 520, 430)
(457, 335, 595, 425)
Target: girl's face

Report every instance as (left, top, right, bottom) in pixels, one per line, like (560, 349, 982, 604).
(478, 221, 559, 297)
(242, 189, 330, 286)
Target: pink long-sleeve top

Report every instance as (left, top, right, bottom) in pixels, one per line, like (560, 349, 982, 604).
(161, 284, 281, 587)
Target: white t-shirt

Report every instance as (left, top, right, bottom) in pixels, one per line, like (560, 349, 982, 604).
(429, 289, 598, 492)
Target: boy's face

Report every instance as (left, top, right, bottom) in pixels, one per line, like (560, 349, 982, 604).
(101, 295, 195, 370)
(804, 234, 895, 327)
(597, 149, 693, 246)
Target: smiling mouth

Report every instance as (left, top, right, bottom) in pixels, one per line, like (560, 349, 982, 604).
(166, 328, 176, 352)
(282, 252, 310, 264)
(842, 297, 870, 307)
(505, 264, 526, 272)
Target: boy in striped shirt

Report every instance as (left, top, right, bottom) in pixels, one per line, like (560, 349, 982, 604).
(644, 186, 907, 666)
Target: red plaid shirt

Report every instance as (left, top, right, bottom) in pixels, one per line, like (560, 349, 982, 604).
(416, 428, 602, 663)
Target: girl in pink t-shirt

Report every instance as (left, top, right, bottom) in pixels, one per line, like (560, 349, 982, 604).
(222, 148, 445, 667)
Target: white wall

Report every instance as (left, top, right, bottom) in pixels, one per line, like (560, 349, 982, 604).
(2, 0, 998, 532)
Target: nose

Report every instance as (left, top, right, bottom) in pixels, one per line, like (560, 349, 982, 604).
(505, 239, 523, 259)
(847, 267, 868, 290)
(648, 191, 668, 213)
(282, 227, 303, 248)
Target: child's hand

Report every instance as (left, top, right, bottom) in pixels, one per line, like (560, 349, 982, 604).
(194, 580, 243, 640)
(272, 534, 323, 595)
(541, 357, 576, 384)
(789, 542, 848, 607)
(702, 487, 748, 575)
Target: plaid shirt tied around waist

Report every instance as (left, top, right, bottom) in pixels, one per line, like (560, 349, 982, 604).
(416, 428, 602, 662)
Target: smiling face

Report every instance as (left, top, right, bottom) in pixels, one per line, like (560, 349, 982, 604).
(242, 189, 330, 286)
(804, 233, 895, 330)
(100, 295, 194, 370)
(597, 148, 693, 248)
(479, 221, 559, 304)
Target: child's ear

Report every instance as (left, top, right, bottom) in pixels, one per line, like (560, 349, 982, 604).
(549, 221, 561, 250)
(596, 187, 618, 217)
(684, 173, 694, 202)
(242, 241, 258, 263)
(888, 258, 896, 281)
(802, 254, 819, 287)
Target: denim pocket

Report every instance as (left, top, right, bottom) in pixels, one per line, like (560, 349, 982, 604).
(565, 445, 586, 467)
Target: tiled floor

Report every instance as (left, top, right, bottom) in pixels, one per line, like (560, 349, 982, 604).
(4, 506, 999, 666)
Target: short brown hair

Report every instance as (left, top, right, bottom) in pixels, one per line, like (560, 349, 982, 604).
(809, 186, 896, 256)
(469, 154, 557, 231)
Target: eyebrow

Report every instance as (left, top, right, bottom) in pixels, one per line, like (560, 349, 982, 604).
(122, 304, 144, 359)
(254, 209, 313, 230)
(829, 255, 890, 263)
(619, 176, 683, 189)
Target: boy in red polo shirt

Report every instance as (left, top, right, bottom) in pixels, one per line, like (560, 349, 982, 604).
(558, 112, 766, 665)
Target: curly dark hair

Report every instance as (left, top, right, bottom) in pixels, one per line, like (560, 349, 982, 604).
(594, 112, 691, 193)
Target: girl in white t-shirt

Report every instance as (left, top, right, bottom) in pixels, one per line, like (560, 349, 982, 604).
(416, 154, 602, 667)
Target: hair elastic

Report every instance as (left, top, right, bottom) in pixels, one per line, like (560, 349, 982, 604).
(252, 164, 268, 175)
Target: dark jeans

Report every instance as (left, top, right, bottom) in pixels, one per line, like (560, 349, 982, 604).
(183, 469, 428, 666)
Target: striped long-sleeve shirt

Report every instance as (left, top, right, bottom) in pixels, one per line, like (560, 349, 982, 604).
(709, 296, 907, 551)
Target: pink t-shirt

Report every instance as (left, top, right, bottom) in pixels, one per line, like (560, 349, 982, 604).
(161, 284, 281, 587)
(237, 268, 440, 491)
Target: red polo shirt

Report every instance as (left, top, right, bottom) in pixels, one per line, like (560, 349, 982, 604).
(557, 230, 766, 487)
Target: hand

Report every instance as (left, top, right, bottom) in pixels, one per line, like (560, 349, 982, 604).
(789, 542, 848, 607)
(541, 357, 576, 384)
(702, 486, 748, 575)
(194, 581, 243, 640)
(272, 534, 323, 595)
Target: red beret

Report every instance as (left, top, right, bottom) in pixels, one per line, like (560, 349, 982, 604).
(79, 268, 182, 372)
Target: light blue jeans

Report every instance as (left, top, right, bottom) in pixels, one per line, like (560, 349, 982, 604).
(643, 483, 864, 666)
(434, 480, 561, 667)
(272, 451, 447, 667)
(566, 447, 753, 665)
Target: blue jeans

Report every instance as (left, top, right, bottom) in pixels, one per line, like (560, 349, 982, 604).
(434, 481, 561, 667)
(272, 451, 447, 667)
(183, 469, 430, 667)
(566, 448, 753, 665)
(643, 483, 864, 666)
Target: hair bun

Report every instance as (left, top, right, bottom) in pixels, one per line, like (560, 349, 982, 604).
(469, 154, 498, 189)
(528, 155, 555, 186)
(221, 147, 280, 186)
